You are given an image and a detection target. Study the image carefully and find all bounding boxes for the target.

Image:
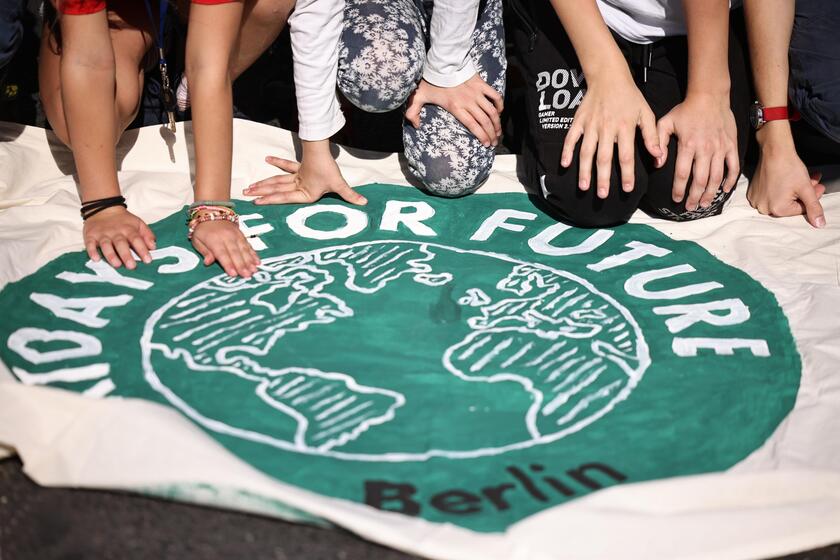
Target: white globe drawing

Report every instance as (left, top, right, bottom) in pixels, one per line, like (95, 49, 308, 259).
(141, 241, 650, 462)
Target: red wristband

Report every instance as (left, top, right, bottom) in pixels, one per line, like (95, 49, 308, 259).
(762, 106, 801, 123)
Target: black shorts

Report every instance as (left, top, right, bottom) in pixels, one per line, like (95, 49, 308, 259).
(509, 0, 752, 227)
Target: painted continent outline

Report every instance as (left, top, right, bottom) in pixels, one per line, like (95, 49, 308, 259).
(142, 241, 650, 462)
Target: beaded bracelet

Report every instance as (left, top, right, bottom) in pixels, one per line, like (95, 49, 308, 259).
(189, 204, 234, 217)
(186, 202, 236, 220)
(186, 205, 236, 220)
(186, 206, 239, 240)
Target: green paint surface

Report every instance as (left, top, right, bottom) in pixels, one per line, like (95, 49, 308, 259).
(0, 185, 800, 532)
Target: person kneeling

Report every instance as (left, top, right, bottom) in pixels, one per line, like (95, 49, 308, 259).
(510, 0, 749, 227)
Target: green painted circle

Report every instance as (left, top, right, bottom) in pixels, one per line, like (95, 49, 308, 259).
(0, 185, 800, 532)
(143, 241, 650, 461)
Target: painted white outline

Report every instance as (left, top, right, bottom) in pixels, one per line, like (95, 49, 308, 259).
(142, 240, 650, 462)
(251, 365, 406, 452)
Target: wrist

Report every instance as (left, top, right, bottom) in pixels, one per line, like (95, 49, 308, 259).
(85, 205, 127, 219)
(193, 180, 233, 203)
(301, 140, 339, 169)
(187, 204, 238, 240)
(79, 185, 122, 203)
(302, 138, 331, 153)
(686, 75, 731, 99)
(581, 55, 632, 84)
(756, 120, 796, 153)
(80, 195, 127, 221)
(684, 88, 730, 107)
(419, 77, 442, 90)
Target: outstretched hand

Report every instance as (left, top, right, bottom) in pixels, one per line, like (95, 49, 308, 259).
(245, 146, 367, 206)
(191, 219, 260, 278)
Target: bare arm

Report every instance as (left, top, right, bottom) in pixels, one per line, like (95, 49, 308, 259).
(744, 0, 792, 111)
(683, 0, 730, 99)
(743, 0, 825, 227)
(59, 11, 120, 202)
(186, 1, 259, 277)
(550, 0, 661, 198)
(186, 1, 241, 204)
(58, 11, 156, 269)
(549, 0, 628, 86)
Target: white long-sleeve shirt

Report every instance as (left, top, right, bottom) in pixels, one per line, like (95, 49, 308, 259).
(423, 0, 480, 88)
(290, 0, 480, 142)
(289, 0, 346, 142)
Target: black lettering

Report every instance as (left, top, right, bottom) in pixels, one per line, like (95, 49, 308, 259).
(506, 466, 549, 502)
(531, 463, 575, 497)
(566, 463, 627, 490)
(430, 490, 482, 515)
(364, 480, 421, 515)
(543, 476, 575, 497)
(480, 483, 516, 511)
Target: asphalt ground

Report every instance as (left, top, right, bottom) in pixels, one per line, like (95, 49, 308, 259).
(1, 458, 838, 560)
(0, 457, 415, 560)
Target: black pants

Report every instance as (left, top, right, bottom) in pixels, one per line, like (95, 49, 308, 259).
(509, 0, 752, 227)
(790, 0, 840, 146)
(789, 0, 840, 163)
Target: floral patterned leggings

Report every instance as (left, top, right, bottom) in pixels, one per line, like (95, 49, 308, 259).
(337, 0, 506, 197)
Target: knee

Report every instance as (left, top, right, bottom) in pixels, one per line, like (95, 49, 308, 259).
(337, 75, 412, 113)
(568, 211, 630, 228)
(409, 155, 492, 198)
(404, 112, 496, 196)
(545, 197, 635, 228)
(538, 178, 638, 228)
(336, 47, 422, 112)
(646, 190, 731, 222)
(337, 9, 424, 112)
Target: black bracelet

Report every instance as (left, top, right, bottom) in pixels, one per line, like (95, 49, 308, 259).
(80, 196, 127, 221)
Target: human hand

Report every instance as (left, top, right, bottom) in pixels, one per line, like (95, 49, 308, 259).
(83, 206, 156, 270)
(747, 127, 826, 228)
(191, 219, 260, 278)
(657, 93, 739, 211)
(560, 72, 662, 198)
(405, 74, 504, 147)
(244, 141, 367, 206)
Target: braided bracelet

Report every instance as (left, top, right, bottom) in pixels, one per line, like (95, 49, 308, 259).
(189, 199, 235, 211)
(80, 195, 127, 221)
